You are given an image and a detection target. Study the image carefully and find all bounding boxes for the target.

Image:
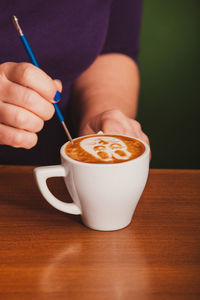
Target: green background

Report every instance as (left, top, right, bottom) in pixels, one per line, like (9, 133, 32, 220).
(137, 0, 199, 169)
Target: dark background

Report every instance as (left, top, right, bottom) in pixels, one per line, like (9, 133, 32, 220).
(137, 0, 199, 169)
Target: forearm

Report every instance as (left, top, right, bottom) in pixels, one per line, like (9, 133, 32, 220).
(72, 53, 140, 129)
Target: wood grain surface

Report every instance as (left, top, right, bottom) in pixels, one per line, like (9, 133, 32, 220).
(0, 166, 199, 300)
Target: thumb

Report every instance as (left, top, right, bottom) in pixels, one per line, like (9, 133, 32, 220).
(54, 79, 63, 92)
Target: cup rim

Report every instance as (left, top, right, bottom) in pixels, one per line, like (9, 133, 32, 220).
(60, 134, 150, 166)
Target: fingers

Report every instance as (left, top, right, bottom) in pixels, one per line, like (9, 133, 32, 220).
(2, 62, 61, 103)
(82, 109, 126, 135)
(54, 79, 62, 93)
(1, 79, 55, 121)
(80, 109, 151, 161)
(0, 62, 63, 149)
(101, 110, 132, 135)
(0, 123, 38, 149)
(102, 116, 150, 147)
(140, 132, 150, 146)
(0, 102, 44, 133)
(80, 109, 150, 147)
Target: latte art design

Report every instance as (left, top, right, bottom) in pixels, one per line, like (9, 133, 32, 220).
(80, 137, 132, 162)
(65, 134, 145, 164)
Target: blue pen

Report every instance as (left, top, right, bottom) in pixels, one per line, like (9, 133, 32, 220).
(12, 15, 73, 142)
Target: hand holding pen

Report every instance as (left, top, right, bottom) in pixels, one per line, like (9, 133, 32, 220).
(0, 16, 72, 149)
(0, 61, 61, 149)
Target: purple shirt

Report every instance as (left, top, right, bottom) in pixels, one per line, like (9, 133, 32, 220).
(0, 0, 143, 165)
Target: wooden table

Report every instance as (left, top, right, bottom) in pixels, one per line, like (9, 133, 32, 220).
(0, 166, 199, 300)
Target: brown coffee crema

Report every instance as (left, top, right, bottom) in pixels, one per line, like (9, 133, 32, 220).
(65, 135, 145, 164)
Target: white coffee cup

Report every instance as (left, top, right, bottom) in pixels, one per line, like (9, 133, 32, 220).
(34, 135, 150, 231)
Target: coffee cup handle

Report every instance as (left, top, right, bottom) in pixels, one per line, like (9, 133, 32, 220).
(34, 165, 81, 215)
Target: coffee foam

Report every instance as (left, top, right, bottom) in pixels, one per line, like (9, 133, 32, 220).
(80, 136, 132, 162)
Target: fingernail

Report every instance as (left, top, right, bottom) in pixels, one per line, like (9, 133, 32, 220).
(53, 90, 61, 102)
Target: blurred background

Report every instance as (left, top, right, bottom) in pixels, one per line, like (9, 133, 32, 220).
(137, 0, 199, 169)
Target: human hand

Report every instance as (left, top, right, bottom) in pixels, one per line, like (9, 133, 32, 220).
(0, 62, 62, 148)
(79, 109, 150, 146)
